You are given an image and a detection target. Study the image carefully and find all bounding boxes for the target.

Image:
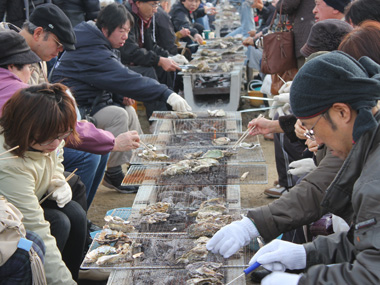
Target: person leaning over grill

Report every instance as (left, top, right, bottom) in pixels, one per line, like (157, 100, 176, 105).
(51, 3, 191, 192)
(0, 82, 86, 284)
(247, 51, 380, 284)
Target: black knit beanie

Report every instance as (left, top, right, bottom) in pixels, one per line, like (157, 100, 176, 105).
(290, 51, 380, 142)
(324, 0, 351, 13)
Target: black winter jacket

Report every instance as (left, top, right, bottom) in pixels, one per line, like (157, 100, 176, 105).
(52, 0, 100, 27)
(51, 21, 172, 114)
(169, 1, 206, 36)
(0, 0, 51, 28)
(155, 6, 177, 55)
(119, 2, 169, 66)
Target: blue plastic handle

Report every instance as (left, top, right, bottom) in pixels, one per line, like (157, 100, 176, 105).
(243, 262, 261, 275)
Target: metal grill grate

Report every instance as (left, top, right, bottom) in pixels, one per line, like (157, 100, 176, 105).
(133, 185, 240, 208)
(153, 119, 242, 134)
(81, 233, 254, 270)
(130, 145, 264, 164)
(108, 267, 247, 285)
(121, 164, 268, 186)
(149, 111, 241, 121)
(137, 132, 260, 149)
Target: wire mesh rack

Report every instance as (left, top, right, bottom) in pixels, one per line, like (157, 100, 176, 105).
(136, 132, 260, 149)
(81, 232, 254, 270)
(133, 185, 240, 209)
(107, 266, 247, 285)
(121, 164, 268, 186)
(152, 118, 242, 135)
(149, 110, 242, 121)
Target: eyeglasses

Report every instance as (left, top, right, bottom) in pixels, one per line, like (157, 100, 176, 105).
(147, 2, 160, 8)
(39, 129, 73, 146)
(304, 112, 326, 141)
(51, 35, 63, 49)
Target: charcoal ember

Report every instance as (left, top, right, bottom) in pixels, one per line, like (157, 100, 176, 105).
(201, 186, 219, 199)
(138, 239, 194, 266)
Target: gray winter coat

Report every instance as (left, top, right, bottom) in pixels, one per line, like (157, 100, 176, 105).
(299, 111, 380, 284)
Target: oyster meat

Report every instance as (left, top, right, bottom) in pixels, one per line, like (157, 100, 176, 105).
(239, 142, 258, 149)
(212, 137, 230, 146)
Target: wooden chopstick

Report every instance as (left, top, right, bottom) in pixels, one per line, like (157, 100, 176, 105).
(0, 156, 18, 161)
(277, 74, 286, 84)
(232, 114, 264, 149)
(39, 168, 78, 204)
(0, 145, 19, 157)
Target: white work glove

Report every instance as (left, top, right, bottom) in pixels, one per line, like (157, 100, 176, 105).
(278, 81, 292, 94)
(273, 93, 290, 103)
(332, 214, 350, 233)
(169, 54, 189, 65)
(47, 179, 72, 208)
(288, 158, 317, 176)
(249, 239, 306, 271)
(268, 101, 284, 119)
(262, 272, 302, 285)
(206, 217, 259, 258)
(167, 93, 192, 112)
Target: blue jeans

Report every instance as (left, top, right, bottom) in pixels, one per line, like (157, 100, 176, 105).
(63, 148, 109, 208)
(225, 1, 254, 38)
(43, 200, 87, 281)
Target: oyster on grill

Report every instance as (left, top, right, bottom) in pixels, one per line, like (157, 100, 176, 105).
(201, 150, 224, 159)
(176, 237, 210, 264)
(140, 212, 170, 224)
(184, 150, 204, 160)
(139, 150, 169, 161)
(162, 160, 192, 176)
(200, 49, 219, 57)
(172, 111, 198, 119)
(84, 245, 117, 263)
(212, 137, 230, 146)
(187, 222, 222, 238)
(240, 142, 258, 149)
(219, 62, 234, 72)
(186, 261, 224, 281)
(103, 216, 136, 233)
(139, 202, 171, 215)
(95, 229, 132, 244)
(195, 61, 211, 72)
(207, 109, 226, 117)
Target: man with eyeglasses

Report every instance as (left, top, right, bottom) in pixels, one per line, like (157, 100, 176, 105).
(120, 0, 182, 119)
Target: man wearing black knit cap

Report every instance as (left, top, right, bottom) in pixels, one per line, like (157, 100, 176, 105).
(313, 0, 351, 22)
(249, 51, 380, 284)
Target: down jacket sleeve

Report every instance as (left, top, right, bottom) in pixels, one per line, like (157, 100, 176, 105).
(247, 148, 344, 242)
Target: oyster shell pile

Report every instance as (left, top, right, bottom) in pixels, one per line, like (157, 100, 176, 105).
(186, 261, 224, 285)
(140, 212, 171, 224)
(161, 158, 219, 176)
(139, 202, 171, 215)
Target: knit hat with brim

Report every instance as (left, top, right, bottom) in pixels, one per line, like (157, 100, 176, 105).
(290, 51, 380, 142)
(0, 30, 41, 66)
(300, 19, 353, 57)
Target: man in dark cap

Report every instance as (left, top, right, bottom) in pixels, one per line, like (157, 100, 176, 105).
(248, 51, 380, 284)
(313, 0, 351, 22)
(18, 3, 76, 85)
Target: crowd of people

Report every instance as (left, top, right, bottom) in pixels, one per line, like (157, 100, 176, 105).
(1, 0, 380, 284)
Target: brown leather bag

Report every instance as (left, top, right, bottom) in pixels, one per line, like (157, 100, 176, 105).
(261, 2, 297, 75)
